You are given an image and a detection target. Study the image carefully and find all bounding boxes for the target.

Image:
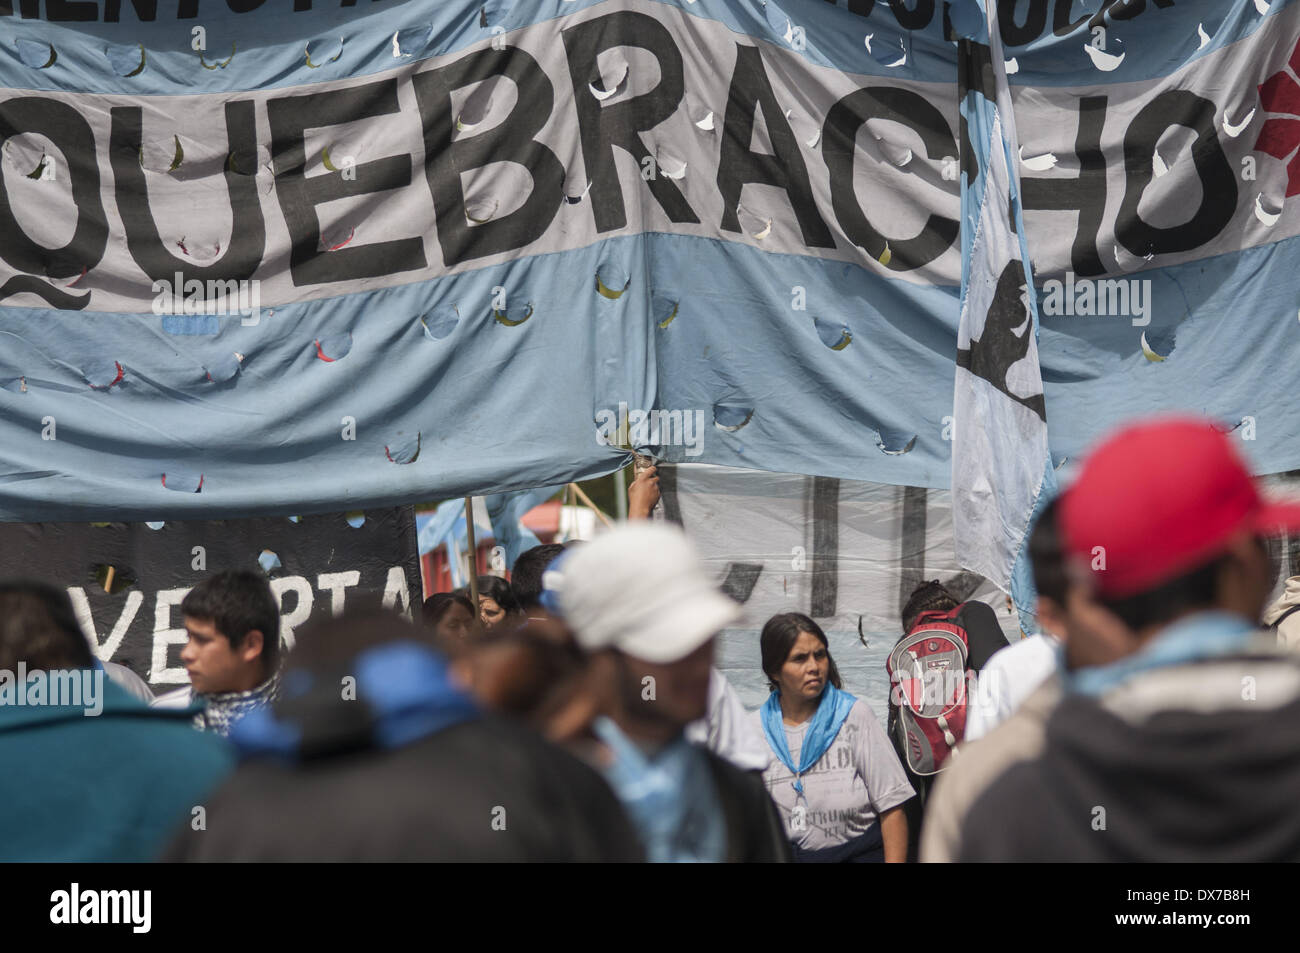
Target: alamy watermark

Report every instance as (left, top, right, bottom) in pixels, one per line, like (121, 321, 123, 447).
(1040, 271, 1152, 327)
(0, 663, 104, 716)
(595, 401, 705, 457)
(151, 273, 262, 326)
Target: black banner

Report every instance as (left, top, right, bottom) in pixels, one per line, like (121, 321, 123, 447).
(0, 507, 420, 689)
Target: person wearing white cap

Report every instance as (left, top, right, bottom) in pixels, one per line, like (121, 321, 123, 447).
(551, 523, 790, 863)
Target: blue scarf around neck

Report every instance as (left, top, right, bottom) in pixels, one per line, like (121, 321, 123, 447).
(761, 684, 857, 795)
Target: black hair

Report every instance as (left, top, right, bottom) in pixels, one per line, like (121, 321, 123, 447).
(1096, 553, 1228, 632)
(475, 575, 521, 616)
(0, 581, 94, 671)
(510, 544, 566, 610)
(760, 612, 842, 693)
(1029, 496, 1067, 606)
(181, 570, 281, 677)
(422, 591, 475, 629)
(901, 580, 959, 634)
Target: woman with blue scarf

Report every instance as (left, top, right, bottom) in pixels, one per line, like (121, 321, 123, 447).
(752, 613, 914, 862)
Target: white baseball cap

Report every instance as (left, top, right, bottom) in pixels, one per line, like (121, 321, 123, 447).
(551, 523, 740, 664)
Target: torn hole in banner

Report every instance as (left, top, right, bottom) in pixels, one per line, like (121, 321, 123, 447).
(1019, 147, 1057, 171)
(736, 204, 772, 240)
(106, 42, 146, 77)
(713, 403, 754, 432)
(305, 37, 344, 69)
(813, 316, 852, 351)
(1255, 192, 1282, 227)
(204, 352, 244, 383)
(655, 145, 687, 180)
(652, 293, 678, 329)
(875, 427, 916, 455)
(1082, 40, 1124, 72)
(385, 432, 421, 465)
(454, 76, 509, 135)
(872, 37, 907, 69)
(421, 305, 460, 340)
(462, 161, 532, 223)
(319, 223, 355, 251)
(3, 135, 51, 179)
(1223, 106, 1255, 139)
(1140, 328, 1176, 363)
(139, 134, 185, 174)
(494, 301, 534, 327)
(588, 52, 629, 102)
(687, 94, 715, 132)
(258, 549, 282, 573)
(145, 521, 165, 530)
(392, 26, 432, 58)
(346, 512, 366, 528)
(563, 175, 592, 205)
(177, 236, 223, 261)
(596, 261, 631, 299)
(863, 119, 913, 167)
(315, 333, 353, 362)
(162, 470, 204, 493)
(0, 375, 27, 393)
(16, 39, 56, 69)
(84, 360, 124, 390)
(199, 42, 235, 70)
(1113, 242, 1155, 270)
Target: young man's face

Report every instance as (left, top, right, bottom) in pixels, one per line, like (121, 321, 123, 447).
(180, 615, 264, 695)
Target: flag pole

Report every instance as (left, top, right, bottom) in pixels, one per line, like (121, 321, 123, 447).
(464, 496, 479, 609)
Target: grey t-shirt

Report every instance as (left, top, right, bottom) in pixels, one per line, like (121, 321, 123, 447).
(750, 700, 914, 850)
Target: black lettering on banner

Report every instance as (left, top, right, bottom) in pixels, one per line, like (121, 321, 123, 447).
(44, 0, 97, 19)
(998, 0, 1047, 46)
(110, 101, 266, 283)
(561, 11, 699, 233)
(1020, 96, 1107, 277)
(822, 87, 958, 270)
(412, 47, 564, 267)
(1115, 90, 1237, 257)
(267, 80, 425, 285)
(888, 0, 933, 30)
(823, 0, 877, 14)
(1051, 0, 1090, 36)
(0, 97, 108, 278)
(810, 476, 839, 617)
(0, 1, 37, 16)
(718, 45, 835, 249)
(226, 0, 268, 11)
(104, 0, 159, 20)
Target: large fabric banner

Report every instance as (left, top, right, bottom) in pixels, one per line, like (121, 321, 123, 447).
(0, 507, 421, 689)
(660, 462, 1300, 718)
(1, 1, 1298, 522)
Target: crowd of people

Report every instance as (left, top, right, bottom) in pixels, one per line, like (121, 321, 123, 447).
(3, 416, 1300, 861)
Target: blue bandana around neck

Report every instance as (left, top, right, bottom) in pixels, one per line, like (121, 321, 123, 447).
(761, 685, 857, 795)
(229, 641, 478, 760)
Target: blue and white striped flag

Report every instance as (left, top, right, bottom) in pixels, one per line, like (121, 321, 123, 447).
(952, 0, 1056, 625)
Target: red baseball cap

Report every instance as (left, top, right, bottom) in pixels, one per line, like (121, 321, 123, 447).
(1060, 416, 1300, 599)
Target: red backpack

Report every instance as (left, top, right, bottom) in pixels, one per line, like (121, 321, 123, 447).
(886, 606, 971, 776)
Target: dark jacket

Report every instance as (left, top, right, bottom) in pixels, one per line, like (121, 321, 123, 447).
(162, 714, 645, 862)
(0, 677, 233, 861)
(956, 649, 1300, 861)
(702, 749, 793, 863)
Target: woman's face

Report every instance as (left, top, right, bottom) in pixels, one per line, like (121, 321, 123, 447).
(777, 630, 830, 701)
(436, 601, 476, 643)
(479, 596, 506, 630)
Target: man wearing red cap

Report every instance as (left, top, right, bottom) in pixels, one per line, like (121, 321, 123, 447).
(940, 416, 1300, 861)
